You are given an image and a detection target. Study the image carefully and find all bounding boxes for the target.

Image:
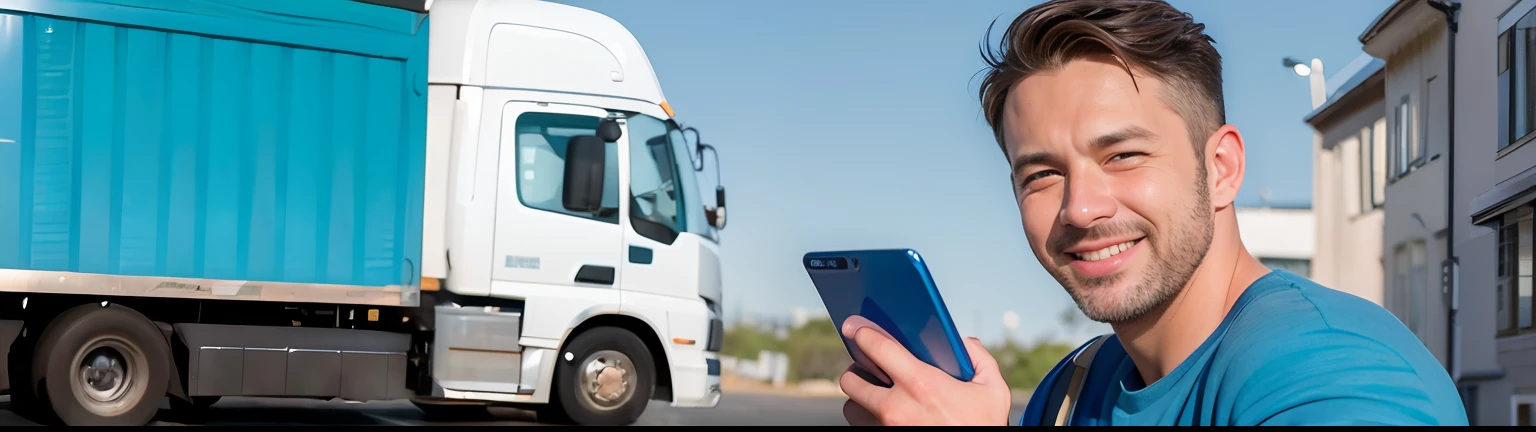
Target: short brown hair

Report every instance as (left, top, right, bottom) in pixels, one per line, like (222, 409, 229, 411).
(978, 0, 1225, 157)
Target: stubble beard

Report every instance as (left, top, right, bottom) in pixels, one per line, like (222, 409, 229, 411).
(1048, 168, 1215, 325)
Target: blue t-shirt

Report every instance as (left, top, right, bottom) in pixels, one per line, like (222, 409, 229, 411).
(1018, 269, 1468, 426)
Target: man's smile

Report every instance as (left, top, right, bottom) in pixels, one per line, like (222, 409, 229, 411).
(1065, 236, 1146, 278)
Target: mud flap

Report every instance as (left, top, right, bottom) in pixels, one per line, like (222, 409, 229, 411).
(0, 320, 22, 393)
(156, 322, 188, 400)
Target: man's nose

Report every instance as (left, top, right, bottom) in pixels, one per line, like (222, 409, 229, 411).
(1058, 173, 1116, 228)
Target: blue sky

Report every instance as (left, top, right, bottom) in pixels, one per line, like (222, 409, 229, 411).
(552, 0, 1397, 345)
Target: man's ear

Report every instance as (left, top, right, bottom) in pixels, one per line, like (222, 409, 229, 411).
(1205, 124, 1245, 211)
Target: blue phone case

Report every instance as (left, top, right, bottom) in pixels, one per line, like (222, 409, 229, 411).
(802, 249, 976, 385)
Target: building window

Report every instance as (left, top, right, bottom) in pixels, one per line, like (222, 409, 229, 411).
(1497, 206, 1535, 336)
(1359, 119, 1387, 212)
(1342, 137, 1362, 215)
(1392, 241, 1428, 338)
(1516, 394, 1536, 426)
(1389, 95, 1419, 178)
(1423, 76, 1434, 163)
(1501, 6, 1536, 150)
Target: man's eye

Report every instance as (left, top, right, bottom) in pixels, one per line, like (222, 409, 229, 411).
(1110, 152, 1148, 161)
(1021, 170, 1060, 188)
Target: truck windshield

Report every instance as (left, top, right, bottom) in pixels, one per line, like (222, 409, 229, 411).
(625, 113, 716, 242)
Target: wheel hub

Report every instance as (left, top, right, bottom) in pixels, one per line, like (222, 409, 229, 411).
(80, 347, 127, 402)
(70, 337, 145, 417)
(82, 350, 124, 395)
(579, 350, 635, 410)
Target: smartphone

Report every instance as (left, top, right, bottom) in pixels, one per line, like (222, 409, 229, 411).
(802, 249, 975, 387)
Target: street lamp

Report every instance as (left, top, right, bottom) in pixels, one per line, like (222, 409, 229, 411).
(1282, 56, 1326, 109)
(1283, 57, 1312, 77)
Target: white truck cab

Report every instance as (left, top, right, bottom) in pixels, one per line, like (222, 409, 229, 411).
(413, 0, 727, 424)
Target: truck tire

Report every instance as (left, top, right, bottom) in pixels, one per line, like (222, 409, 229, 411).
(31, 304, 170, 426)
(550, 326, 655, 426)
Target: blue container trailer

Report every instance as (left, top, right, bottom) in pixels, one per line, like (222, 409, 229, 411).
(0, 0, 431, 425)
(0, 0, 429, 293)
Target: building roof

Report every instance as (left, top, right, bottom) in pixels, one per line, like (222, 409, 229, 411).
(1302, 55, 1386, 125)
(1360, 0, 1452, 59)
(1358, 0, 1417, 45)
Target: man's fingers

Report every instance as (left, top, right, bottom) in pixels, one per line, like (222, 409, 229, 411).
(839, 364, 887, 410)
(842, 398, 881, 426)
(851, 326, 921, 381)
(964, 337, 1002, 378)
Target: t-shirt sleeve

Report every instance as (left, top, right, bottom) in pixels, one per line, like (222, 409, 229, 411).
(1226, 328, 1445, 426)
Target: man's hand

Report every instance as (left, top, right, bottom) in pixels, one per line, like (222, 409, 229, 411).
(838, 319, 1013, 426)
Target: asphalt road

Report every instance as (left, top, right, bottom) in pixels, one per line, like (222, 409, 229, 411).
(0, 393, 1029, 426)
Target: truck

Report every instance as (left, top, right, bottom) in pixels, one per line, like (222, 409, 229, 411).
(0, 0, 728, 426)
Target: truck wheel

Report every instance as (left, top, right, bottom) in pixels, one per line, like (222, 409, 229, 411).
(31, 304, 170, 426)
(551, 327, 655, 426)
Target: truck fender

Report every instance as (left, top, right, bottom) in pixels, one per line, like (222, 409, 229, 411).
(564, 303, 624, 336)
(560, 308, 671, 363)
(154, 321, 189, 401)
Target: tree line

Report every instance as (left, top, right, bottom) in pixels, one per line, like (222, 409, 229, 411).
(722, 317, 1079, 391)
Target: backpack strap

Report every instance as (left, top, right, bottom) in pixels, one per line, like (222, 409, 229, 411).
(1017, 333, 1113, 426)
(1053, 334, 1110, 425)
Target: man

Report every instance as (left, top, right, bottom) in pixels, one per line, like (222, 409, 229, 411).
(837, 0, 1469, 426)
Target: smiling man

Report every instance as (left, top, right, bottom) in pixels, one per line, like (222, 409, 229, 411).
(835, 0, 1469, 426)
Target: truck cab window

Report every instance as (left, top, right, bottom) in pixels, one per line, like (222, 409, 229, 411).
(626, 114, 717, 244)
(514, 112, 620, 224)
(669, 127, 717, 242)
(627, 114, 687, 243)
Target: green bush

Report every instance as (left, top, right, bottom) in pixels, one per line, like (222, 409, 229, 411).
(722, 318, 1079, 390)
(990, 338, 1076, 391)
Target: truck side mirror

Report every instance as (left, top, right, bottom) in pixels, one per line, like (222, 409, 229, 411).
(563, 135, 607, 213)
(597, 118, 623, 142)
(709, 186, 727, 229)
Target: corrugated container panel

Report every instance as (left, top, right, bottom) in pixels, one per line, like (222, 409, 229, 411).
(0, 0, 429, 288)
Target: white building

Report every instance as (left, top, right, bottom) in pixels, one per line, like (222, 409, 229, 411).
(1302, 53, 1389, 307)
(1236, 206, 1316, 280)
(1360, 0, 1535, 424)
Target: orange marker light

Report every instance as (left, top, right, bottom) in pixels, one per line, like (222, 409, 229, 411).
(672, 337, 695, 345)
(660, 100, 676, 118)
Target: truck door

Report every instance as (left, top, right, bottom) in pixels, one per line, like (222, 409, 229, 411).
(491, 102, 623, 289)
(615, 113, 709, 300)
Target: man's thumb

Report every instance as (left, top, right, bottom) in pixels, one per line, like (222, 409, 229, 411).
(963, 337, 1002, 376)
